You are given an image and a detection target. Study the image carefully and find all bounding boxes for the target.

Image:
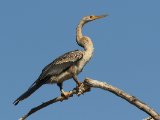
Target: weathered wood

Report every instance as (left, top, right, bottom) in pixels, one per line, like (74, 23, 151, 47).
(19, 78, 160, 120)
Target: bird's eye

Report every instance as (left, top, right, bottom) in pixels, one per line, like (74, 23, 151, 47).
(90, 16, 93, 19)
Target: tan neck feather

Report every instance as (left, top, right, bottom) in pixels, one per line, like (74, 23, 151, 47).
(76, 20, 94, 53)
(76, 20, 85, 43)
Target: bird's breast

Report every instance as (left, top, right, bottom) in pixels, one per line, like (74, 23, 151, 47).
(77, 52, 92, 72)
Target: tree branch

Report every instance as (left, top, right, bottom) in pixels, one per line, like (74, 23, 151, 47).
(143, 116, 155, 120)
(19, 78, 160, 120)
(19, 82, 90, 120)
(84, 78, 160, 120)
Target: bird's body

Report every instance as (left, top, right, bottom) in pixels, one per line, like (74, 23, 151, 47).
(39, 50, 85, 84)
(13, 14, 106, 105)
(40, 47, 93, 85)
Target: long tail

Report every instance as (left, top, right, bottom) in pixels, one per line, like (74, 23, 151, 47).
(13, 79, 47, 106)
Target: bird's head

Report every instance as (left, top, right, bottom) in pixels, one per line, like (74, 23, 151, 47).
(82, 14, 107, 23)
(76, 14, 107, 49)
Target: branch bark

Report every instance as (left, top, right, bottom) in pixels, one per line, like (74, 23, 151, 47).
(19, 78, 160, 120)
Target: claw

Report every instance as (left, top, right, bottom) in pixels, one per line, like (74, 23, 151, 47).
(74, 81, 82, 94)
(75, 82, 84, 96)
(61, 90, 71, 99)
(77, 81, 82, 87)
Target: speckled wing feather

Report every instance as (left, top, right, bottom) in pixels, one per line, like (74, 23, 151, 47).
(38, 50, 83, 80)
(13, 50, 83, 105)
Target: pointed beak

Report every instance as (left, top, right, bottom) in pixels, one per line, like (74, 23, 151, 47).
(93, 14, 108, 20)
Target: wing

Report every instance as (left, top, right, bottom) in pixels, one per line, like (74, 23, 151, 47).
(38, 50, 83, 80)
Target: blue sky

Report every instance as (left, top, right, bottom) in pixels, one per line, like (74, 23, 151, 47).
(0, 0, 160, 120)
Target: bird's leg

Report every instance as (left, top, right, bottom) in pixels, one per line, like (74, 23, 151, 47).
(57, 83, 70, 99)
(73, 75, 82, 87)
(72, 75, 83, 95)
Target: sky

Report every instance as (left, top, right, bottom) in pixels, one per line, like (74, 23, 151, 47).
(0, 0, 160, 120)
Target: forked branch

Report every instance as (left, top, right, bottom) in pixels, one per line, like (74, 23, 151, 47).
(19, 78, 160, 120)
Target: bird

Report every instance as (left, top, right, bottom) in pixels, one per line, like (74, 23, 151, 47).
(13, 14, 107, 105)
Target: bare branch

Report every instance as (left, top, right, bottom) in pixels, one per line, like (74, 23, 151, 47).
(84, 78, 160, 120)
(143, 116, 154, 120)
(19, 83, 90, 120)
(19, 78, 160, 120)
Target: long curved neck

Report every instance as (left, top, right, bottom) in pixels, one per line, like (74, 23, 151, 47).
(76, 20, 94, 51)
(76, 20, 85, 41)
(76, 19, 94, 70)
(76, 19, 94, 66)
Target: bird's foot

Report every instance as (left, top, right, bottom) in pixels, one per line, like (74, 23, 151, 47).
(77, 81, 82, 87)
(61, 91, 71, 99)
(75, 82, 91, 96)
(75, 82, 84, 96)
